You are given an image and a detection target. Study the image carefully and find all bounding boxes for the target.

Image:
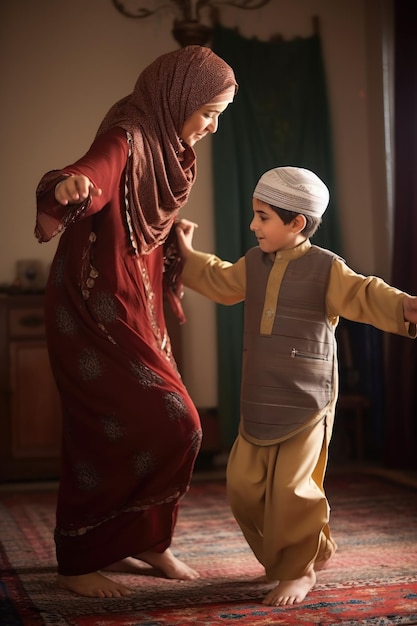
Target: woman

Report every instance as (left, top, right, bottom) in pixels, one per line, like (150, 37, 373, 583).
(35, 45, 237, 598)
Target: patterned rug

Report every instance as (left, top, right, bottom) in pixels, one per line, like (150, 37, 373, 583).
(1, 471, 417, 625)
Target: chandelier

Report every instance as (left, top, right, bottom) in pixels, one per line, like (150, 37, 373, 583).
(111, 0, 272, 47)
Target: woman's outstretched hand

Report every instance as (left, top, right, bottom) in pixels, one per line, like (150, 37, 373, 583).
(175, 219, 198, 259)
(55, 175, 102, 206)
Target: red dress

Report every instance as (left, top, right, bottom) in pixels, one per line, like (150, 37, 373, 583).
(36, 128, 201, 575)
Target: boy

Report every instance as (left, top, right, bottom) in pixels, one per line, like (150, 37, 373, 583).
(175, 166, 417, 607)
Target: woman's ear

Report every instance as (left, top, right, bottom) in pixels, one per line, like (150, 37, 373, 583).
(291, 214, 307, 233)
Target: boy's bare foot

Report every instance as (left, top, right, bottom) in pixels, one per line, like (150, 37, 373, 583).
(57, 572, 133, 598)
(136, 548, 199, 580)
(262, 568, 316, 606)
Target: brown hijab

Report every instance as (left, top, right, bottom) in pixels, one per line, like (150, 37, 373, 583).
(97, 45, 238, 256)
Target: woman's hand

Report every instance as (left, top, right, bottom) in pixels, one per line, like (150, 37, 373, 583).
(175, 218, 198, 259)
(55, 175, 102, 206)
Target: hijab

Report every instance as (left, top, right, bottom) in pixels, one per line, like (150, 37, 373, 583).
(97, 45, 238, 256)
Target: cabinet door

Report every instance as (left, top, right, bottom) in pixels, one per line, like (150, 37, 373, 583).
(10, 340, 62, 458)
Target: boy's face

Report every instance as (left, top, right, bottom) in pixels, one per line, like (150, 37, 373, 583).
(250, 198, 303, 253)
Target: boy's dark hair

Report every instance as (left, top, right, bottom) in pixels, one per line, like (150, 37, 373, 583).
(270, 205, 322, 239)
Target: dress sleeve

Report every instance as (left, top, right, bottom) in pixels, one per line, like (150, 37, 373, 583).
(182, 250, 246, 304)
(35, 127, 129, 243)
(327, 258, 416, 338)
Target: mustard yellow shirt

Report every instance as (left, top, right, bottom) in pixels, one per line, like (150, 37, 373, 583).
(182, 240, 416, 444)
(183, 240, 415, 337)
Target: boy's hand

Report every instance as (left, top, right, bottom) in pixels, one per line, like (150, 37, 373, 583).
(55, 175, 102, 206)
(176, 219, 198, 259)
(403, 295, 417, 324)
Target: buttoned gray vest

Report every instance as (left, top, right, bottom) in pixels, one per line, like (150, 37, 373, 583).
(241, 245, 339, 441)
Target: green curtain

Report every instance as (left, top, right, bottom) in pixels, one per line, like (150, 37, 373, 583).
(212, 23, 342, 448)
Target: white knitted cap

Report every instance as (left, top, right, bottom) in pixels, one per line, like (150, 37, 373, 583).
(253, 166, 329, 217)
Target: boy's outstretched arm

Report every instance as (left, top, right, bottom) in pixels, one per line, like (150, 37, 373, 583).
(403, 294, 417, 324)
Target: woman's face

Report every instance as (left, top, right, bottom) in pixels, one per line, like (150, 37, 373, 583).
(180, 101, 231, 147)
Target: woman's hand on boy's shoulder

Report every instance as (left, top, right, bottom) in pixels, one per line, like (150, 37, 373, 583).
(176, 218, 198, 259)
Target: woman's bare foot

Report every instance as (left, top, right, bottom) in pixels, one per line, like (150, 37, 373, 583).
(57, 572, 133, 598)
(136, 548, 199, 580)
(262, 568, 316, 606)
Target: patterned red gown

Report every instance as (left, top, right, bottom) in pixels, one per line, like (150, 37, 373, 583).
(36, 128, 202, 575)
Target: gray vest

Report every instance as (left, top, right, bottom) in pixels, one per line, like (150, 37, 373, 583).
(242, 245, 338, 441)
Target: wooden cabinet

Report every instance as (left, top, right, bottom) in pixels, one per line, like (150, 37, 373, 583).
(0, 294, 62, 481)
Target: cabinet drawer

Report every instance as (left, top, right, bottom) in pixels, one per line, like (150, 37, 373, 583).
(9, 307, 46, 338)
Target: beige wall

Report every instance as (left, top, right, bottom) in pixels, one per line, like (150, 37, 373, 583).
(0, 0, 392, 407)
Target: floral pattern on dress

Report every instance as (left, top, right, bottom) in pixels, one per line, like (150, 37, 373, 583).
(75, 463, 101, 491)
(165, 391, 187, 421)
(133, 450, 156, 478)
(79, 347, 103, 381)
(130, 359, 164, 388)
(190, 428, 203, 452)
(102, 414, 125, 441)
(55, 304, 78, 336)
(92, 291, 119, 323)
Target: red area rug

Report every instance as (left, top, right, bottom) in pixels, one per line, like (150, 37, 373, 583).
(1, 471, 417, 625)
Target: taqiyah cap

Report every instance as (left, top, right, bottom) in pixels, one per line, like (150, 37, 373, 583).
(253, 166, 329, 217)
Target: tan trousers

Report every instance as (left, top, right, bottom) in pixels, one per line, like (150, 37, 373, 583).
(226, 416, 337, 581)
